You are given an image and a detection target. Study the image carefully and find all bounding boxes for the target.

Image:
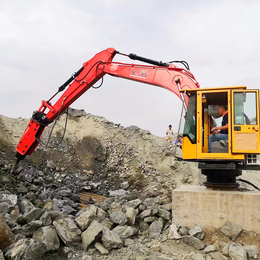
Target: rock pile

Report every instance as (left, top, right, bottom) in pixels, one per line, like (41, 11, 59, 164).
(0, 187, 173, 259)
(0, 110, 201, 199)
(1, 109, 260, 259)
(1, 186, 260, 260)
(171, 221, 260, 259)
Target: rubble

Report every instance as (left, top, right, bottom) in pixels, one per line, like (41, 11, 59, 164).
(1, 183, 260, 259)
(0, 110, 260, 259)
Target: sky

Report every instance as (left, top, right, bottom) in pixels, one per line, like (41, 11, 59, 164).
(1, 0, 260, 137)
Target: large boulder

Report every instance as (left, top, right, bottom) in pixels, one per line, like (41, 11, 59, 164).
(220, 221, 243, 242)
(112, 225, 137, 241)
(109, 211, 127, 226)
(75, 205, 97, 231)
(33, 226, 60, 252)
(0, 215, 14, 249)
(102, 226, 123, 251)
(125, 207, 137, 225)
(0, 193, 17, 208)
(18, 199, 35, 214)
(228, 243, 247, 260)
(81, 220, 103, 250)
(126, 199, 142, 209)
(148, 220, 163, 239)
(23, 208, 44, 223)
(53, 217, 81, 246)
(181, 236, 205, 250)
(4, 238, 46, 260)
(12, 220, 43, 237)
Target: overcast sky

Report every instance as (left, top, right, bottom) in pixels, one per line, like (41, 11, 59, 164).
(1, 0, 260, 137)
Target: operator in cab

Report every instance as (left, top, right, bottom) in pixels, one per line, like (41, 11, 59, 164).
(208, 105, 228, 153)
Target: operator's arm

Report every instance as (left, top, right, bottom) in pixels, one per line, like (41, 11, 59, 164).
(211, 124, 228, 133)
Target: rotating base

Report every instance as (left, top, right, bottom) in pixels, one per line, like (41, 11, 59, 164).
(201, 168, 242, 189)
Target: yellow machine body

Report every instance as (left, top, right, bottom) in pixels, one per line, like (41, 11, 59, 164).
(181, 86, 260, 164)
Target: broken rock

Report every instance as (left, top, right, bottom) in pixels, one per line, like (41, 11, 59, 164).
(220, 221, 243, 242)
(204, 245, 217, 254)
(125, 206, 137, 225)
(12, 220, 43, 237)
(18, 199, 35, 214)
(109, 211, 127, 226)
(75, 205, 97, 231)
(33, 225, 60, 252)
(228, 243, 247, 260)
(126, 198, 142, 209)
(158, 208, 171, 220)
(0, 215, 14, 249)
(23, 207, 44, 223)
(81, 220, 103, 250)
(148, 220, 163, 239)
(181, 236, 205, 250)
(168, 224, 181, 240)
(94, 242, 109, 255)
(244, 244, 259, 259)
(4, 238, 46, 260)
(188, 224, 203, 237)
(53, 217, 81, 246)
(0, 250, 4, 260)
(102, 226, 123, 250)
(209, 251, 228, 260)
(0, 193, 17, 207)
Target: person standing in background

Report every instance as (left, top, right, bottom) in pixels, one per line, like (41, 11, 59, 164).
(166, 125, 174, 143)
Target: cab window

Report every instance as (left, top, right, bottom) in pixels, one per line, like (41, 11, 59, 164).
(234, 92, 257, 125)
(183, 94, 196, 143)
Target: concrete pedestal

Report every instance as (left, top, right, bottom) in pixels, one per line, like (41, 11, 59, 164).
(172, 185, 260, 232)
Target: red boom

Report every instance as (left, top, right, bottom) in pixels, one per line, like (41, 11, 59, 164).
(16, 47, 200, 159)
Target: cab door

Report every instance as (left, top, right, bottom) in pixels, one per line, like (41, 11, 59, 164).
(231, 89, 260, 153)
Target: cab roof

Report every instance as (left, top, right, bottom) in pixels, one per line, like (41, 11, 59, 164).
(180, 86, 247, 93)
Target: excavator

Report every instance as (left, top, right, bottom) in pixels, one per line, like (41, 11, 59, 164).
(15, 47, 260, 189)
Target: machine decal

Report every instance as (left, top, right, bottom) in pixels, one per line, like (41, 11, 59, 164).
(131, 70, 148, 78)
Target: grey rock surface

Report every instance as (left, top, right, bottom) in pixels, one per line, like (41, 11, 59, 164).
(181, 236, 205, 250)
(109, 211, 127, 226)
(53, 217, 81, 246)
(81, 220, 103, 250)
(228, 243, 247, 260)
(5, 238, 47, 260)
(0, 215, 14, 250)
(220, 221, 243, 242)
(102, 226, 123, 250)
(33, 225, 60, 252)
(75, 205, 97, 231)
(209, 251, 228, 260)
(148, 220, 163, 239)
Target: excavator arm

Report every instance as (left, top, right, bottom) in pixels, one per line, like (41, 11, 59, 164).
(16, 47, 200, 160)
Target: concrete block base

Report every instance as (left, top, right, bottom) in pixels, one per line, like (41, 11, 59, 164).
(172, 185, 260, 232)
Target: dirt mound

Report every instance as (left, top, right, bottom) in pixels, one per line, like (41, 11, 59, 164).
(0, 108, 201, 196)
